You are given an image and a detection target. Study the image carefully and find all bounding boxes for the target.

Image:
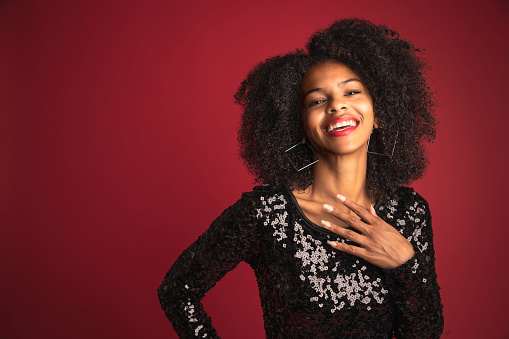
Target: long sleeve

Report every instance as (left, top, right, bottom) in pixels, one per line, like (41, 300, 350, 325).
(383, 191, 444, 338)
(157, 193, 260, 338)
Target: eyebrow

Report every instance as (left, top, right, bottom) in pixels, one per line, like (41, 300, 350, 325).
(302, 78, 362, 99)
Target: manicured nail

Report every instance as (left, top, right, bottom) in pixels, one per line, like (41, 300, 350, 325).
(321, 220, 331, 228)
(327, 240, 337, 246)
(370, 204, 376, 213)
(323, 204, 333, 212)
(337, 194, 346, 202)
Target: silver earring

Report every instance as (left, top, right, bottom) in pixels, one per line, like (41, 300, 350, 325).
(285, 138, 319, 171)
(367, 129, 397, 159)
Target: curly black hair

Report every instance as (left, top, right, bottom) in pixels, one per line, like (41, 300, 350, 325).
(235, 18, 437, 200)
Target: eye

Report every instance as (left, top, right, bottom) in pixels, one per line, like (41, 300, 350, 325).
(308, 99, 326, 107)
(345, 90, 361, 96)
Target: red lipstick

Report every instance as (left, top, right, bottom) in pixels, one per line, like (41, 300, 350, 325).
(323, 116, 360, 137)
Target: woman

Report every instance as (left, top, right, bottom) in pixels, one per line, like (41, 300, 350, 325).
(158, 19, 443, 338)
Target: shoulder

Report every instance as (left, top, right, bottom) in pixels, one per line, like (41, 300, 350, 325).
(240, 184, 289, 202)
(378, 186, 431, 232)
(209, 186, 286, 230)
(390, 186, 430, 214)
(216, 185, 289, 219)
(238, 184, 292, 218)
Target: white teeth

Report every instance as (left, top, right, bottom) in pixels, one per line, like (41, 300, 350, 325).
(326, 120, 358, 132)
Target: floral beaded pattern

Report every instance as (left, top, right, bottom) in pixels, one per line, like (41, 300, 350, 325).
(379, 191, 430, 274)
(294, 222, 388, 313)
(157, 186, 443, 338)
(257, 192, 390, 313)
(256, 194, 289, 244)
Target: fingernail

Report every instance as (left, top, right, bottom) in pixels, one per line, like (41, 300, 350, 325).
(321, 220, 331, 228)
(337, 194, 346, 202)
(323, 204, 333, 212)
(327, 240, 337, 246)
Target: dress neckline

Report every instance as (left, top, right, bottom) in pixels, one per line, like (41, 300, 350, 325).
(286, 188, 382, 236)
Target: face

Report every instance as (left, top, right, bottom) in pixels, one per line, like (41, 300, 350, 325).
(301, 60, 376, 157)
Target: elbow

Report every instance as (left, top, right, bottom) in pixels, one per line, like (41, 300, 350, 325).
(157, 276, 186, 313)
(157, 280, 173, 312)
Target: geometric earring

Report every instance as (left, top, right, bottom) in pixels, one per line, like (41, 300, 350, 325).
(366, 129, 398, 159)
(285, 138, 319, 171)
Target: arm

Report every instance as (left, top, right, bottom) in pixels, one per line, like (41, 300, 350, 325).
(157, 193, 260, 338)
(384, 196, 444, 338)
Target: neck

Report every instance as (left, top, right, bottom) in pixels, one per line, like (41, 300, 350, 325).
(304, 150, 372, 204)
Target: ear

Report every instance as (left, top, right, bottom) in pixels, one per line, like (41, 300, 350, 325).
(373, 114, 380, 129)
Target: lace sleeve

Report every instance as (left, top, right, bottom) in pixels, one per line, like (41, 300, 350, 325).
(157, 193, 260, 338)
(383, 192, 444, 338)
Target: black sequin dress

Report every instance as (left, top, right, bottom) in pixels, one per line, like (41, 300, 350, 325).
(158, 185, 444, 338)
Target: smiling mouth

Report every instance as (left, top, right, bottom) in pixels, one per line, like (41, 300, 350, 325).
(324, 119, 359, 132)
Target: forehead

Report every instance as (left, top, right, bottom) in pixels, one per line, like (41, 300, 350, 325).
(302, 61, 361, 90)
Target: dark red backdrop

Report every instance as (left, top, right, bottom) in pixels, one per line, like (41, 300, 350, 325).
(2, 0, 509, 338)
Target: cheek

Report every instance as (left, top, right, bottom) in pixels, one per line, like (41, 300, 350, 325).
(359, 103, 375, 123)
(302, 111, 322, 136)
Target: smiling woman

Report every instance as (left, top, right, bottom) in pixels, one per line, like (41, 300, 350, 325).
(300, 61, 376, 157)
(157, 18, 443, 338)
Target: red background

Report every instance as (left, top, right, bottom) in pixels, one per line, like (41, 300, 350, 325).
(2, 0, 509, 338)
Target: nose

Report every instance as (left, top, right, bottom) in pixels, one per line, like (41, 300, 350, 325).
(327, 97, 349, 114)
